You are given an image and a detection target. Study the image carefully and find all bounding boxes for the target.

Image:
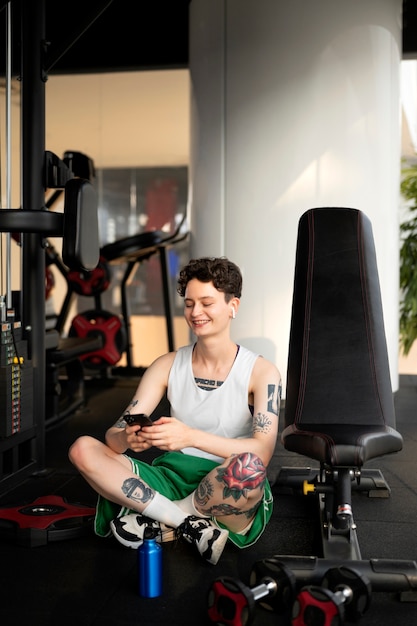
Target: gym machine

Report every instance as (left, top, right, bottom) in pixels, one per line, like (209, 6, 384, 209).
(44, 148, 188, 378)
(0, 0, 100, 490)
(98, 208, 188, 373)
(207, 209, 417, 625)
(46, 164, 188, 378)
(42, 150, 113, 424)
(43, 151, 104, 426)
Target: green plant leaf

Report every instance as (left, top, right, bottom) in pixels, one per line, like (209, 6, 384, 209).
(399, 162, 417, 354)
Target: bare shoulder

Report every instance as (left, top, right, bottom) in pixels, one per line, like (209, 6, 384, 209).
(249, 355, 282, 396)
(253, 354, 281, 381)
(152, 351, 177, 366)
(147, 351, 177, 373)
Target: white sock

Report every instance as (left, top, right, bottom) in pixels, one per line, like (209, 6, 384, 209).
(175, 492, 209, 518)
(142, 492, 187, 528)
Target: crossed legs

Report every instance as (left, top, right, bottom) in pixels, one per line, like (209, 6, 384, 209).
(68, 435, 267, 533)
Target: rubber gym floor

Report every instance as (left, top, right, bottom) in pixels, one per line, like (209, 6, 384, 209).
(0, 373, 417, 626)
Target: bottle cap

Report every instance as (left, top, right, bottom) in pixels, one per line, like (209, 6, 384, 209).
(143, 526, 159, 540)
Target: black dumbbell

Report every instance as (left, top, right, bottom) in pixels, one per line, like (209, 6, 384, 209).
(249, 556, 297, 613)
(207, 561, 296, 626)
(292, 566, 372, 626)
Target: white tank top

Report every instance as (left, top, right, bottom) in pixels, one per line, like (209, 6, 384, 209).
(167, 343, 259, 462)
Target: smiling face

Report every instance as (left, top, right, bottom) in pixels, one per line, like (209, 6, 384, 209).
(183, 278, 238, 338)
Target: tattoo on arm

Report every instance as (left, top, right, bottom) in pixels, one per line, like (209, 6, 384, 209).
(267, 382, 281, 416)
(121, 477, 154, 505)
(114, 400, 140, 428)
(253, 412, 272, 434)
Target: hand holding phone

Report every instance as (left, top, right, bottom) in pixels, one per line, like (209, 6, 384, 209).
(123, 413, 153, 427)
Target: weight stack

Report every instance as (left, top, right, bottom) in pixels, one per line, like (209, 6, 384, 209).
(0, 321, 33, 438)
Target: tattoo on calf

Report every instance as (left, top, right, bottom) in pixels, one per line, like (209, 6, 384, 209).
(195, 476, 214, 508)
(122, 477, 154, 505)
(195, 475, 263, 517)
(216, 453, 266, 501)
(202, 500, 261, 518)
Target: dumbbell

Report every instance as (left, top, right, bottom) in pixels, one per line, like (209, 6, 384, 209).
(207, 560, 296, 626)
(249, 556, 297, 612)
(292, 566, 372, 626)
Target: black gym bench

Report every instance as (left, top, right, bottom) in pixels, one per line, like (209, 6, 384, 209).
(208, 208, 417, 626)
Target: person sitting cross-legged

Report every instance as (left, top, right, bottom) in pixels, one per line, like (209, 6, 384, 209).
(68, 256, 281, 565)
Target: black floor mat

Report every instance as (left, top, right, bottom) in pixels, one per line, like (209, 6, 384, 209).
(0, 374, 417, 625)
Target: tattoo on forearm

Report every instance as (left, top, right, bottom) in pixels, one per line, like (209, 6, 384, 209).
(216, 453, 266, 501)
(114, 400, 139, 428)
(267, 382, 281, 416)
(122, 477, 154, 505)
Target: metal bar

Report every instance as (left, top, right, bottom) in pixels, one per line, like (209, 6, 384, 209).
(159, 245, 174, 352)
(21, 0, 46, 468)
(120, 260, 137, 368)
(5, 0, 11, 310)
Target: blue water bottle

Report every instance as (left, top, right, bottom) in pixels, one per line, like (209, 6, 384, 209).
(138, 526, 163, 598)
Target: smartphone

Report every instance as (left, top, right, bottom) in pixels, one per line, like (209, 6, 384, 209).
(123, 413, 153, 427)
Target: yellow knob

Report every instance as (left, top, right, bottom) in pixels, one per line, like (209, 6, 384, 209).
(303, 480, 315, 495)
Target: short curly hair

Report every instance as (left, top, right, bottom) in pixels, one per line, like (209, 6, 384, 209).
(177, 257, 242, 301)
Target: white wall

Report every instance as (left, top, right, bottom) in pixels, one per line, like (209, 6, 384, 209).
(190, 0, 402, 393)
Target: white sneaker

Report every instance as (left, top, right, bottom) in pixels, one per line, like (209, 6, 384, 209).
(110, 513, 175, 548)
(177, 515, 229, 565)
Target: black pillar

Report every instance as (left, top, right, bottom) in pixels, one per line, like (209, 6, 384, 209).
(21, 0, 46, 468)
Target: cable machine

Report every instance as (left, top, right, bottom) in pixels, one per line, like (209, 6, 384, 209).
(0, 0, 101, 492)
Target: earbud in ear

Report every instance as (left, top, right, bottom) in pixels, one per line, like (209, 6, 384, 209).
(231, 306, 236, 319)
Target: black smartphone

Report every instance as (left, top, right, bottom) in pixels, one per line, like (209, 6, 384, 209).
(123, 413, 153, 427)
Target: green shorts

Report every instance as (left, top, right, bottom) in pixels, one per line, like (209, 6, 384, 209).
(95, 451, 273, 549)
